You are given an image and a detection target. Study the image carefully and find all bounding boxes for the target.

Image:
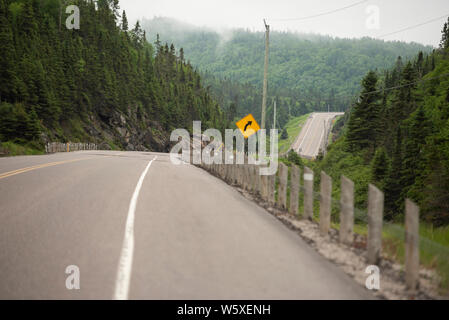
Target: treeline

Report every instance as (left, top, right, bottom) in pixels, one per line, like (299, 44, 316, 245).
(142, 17, 431, 122)
(319, 20, 449, 226)
(200, 72, 310, 131)
(0, 0, 226, 151)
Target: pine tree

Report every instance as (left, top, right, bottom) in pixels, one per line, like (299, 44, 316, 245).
(440, 19, 449, 49)
(121, 10, 128, 31)
(416, 51, 424, 77)
(20, 1, 38, 39)
(391, 56, 403, 85)
(371, 147, 389, 189)
(25, 107, 41, 140)
(346, 71, 381, 153)
(0, 102, 17, 141)
(384, 127, 403, 220)
(155, 33, 161, 54)
(179, 47, 185, 64)
(131, 21, 144, 48)
(400, 106, 430, 202)
(0, 0, 17, 102)
(386, 61, 418, 144)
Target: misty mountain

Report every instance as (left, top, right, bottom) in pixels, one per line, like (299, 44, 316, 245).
(142, 17, 432, 112)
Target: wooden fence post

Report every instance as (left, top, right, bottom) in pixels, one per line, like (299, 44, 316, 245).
(367, 183, 384, 265)
(248, 165, 253, 191)
(254, 166, 261, 195)
(267, 173, 275, 206)
(320, 171, 332, 236)
(232, 165, 237, 185)
(303, 166, 314, 220)
(261, 174, 268, 200)
(405, 199, 420, 294)
(277, 163, 288, 209)
(236, 165, 241, 186)
(340, 175, 354, 245)
(244, 165, 250, 190)
(290, 165, 300, 215)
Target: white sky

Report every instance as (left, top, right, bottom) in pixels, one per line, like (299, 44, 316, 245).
(119, 0, 449, 47)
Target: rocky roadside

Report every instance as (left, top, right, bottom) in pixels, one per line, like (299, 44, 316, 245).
(234, 185, 445, 300)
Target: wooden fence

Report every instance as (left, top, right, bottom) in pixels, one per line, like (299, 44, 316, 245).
(200, 157, 420, 294)
(45, 142, 97, 153)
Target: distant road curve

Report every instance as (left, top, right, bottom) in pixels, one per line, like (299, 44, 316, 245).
(290, 112, 344, 159)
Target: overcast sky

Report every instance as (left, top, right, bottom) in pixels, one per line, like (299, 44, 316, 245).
(119, 0, 449, 47)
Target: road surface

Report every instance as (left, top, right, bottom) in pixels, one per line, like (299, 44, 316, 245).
(0, 151, 372, 299)
(291, 112, 344, 159)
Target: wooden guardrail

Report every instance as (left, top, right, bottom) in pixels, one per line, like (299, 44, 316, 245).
(200, 156, 421, 295)
(45, 142, 97, 153)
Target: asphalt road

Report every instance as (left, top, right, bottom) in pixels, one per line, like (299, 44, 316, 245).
(0, 151, 373, 299)
(291, 112, 344, 159)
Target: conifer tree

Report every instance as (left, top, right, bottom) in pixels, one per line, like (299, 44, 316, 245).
(371, 147, 389, 189)
(440, 19, 449, 49)
(121, 10, 128, 31)
(346, 71, 381, 153)
(400, 106, 430, 201)
(384, 127, 403, 219)
(0, 0, 17, 102)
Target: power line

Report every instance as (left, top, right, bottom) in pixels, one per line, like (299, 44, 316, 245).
(376, 13, 449, 39)
(268, 2, 448, 40)
(299, 71, 449, 105)
(269, 0, 369, 22)
(362, 72, 449, 96)
(264, 4, 449, 106)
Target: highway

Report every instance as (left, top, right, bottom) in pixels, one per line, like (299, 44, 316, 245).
(291, 112, 344, 159)
(0, 151, 372, 299)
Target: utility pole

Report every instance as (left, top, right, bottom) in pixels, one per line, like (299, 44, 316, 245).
(261, 19, 270, 129)
(273, 98, 277, 130)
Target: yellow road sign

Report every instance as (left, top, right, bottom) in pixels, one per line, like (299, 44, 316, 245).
(236, 114, 260, 139)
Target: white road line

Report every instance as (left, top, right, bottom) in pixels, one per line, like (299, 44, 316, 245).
(298, 114, 315, 152)
(301, 115, 319, 156)
(314, 118, 326, 157)
(113, 156, 157, 300)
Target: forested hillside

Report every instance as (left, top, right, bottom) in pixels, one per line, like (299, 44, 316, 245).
(142, 17, 431, 128)
(200, 72, 301, 131)
(0, 0, 226, 153)
(318, 20, 449, 226)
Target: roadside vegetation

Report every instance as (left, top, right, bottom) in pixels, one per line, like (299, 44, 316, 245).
(277, 20, 449, 293)
(278, 114, 310, 155)
(0, 141, 44, 156)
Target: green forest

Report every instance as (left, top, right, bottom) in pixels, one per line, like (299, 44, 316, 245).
(142, 17, 431, 130)
(0, 0, 227, 153)
(317, 20, 449, 226)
